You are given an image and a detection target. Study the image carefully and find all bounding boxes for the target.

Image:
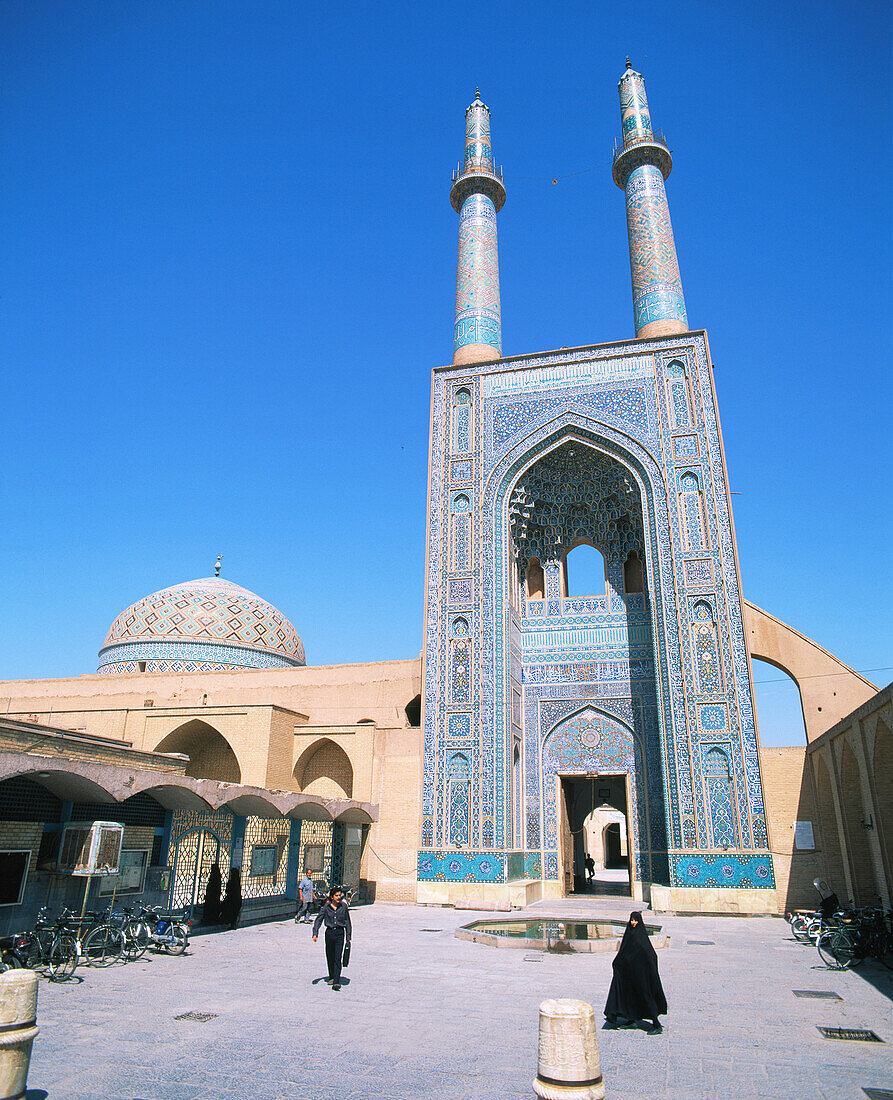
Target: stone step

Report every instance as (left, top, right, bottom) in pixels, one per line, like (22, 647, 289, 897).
(525, 896, 648, 914)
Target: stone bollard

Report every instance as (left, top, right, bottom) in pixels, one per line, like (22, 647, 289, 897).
(533, 998, 605, 1100)
(0, 969, 39, 1100)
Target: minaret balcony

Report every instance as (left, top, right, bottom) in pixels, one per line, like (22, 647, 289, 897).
(450, 160, 506, 212)
(612, 133, 672, 188)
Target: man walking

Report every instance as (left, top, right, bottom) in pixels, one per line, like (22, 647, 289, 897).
(295, 869, 314, 923)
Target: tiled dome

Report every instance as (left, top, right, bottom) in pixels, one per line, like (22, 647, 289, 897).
(97, 577, 305, 674)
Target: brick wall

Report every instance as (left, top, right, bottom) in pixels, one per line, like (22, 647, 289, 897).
(365, 727, 423, 902)
(759, 747, 823, 912)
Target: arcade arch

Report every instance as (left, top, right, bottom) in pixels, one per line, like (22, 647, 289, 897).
(154, 720, 241, 783)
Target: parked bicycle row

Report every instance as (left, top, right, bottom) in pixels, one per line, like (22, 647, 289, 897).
(0, 904, 192, 981)
(785, 894, 893, 971)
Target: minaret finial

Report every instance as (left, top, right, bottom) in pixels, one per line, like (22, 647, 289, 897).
(612, 65, 688, 338)
(449, 93, 506, 364)
(625, 56, 631, 69)
(215, 554, 222, 577)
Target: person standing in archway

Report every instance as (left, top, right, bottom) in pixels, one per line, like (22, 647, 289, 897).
(585, 854, 595, 887)
(604, 912, 666, 1034)
(312, 886, 352, 991)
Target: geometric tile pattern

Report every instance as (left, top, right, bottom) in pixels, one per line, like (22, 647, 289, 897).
(417, 850, 504, 882)
(454, 194, 501, 352)
(703, 746, 736, 848)
(98, 576, 305, 673)
(453, 94, 502, 356)
(448, 753, 470, 847)
(619, 64, 652, 143)
(616, 66, 686, 335)
(421, 330, 774, 891)
(626, 166, 687, 333)
(671, 853, 776, 889)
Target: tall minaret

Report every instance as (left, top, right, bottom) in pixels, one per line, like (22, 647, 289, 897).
(612, 59, 688, 339)
(450, 90, 506, 364)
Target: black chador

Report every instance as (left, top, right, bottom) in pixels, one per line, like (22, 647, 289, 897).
(604, 911, 667, 1034)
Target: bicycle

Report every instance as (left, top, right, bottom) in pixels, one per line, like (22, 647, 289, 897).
(79, 909, 126, 967)
(10, 907, 81, 980)
(817, 907, 893, 971)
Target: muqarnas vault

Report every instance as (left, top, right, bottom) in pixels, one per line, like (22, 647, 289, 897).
(418, 64, 776, 912)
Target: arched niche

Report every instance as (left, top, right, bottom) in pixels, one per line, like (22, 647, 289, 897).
(872, 717, 892, 868)
(294, 738, 354, 799)
(153, 720, 241, 783)
(812, 754, 844, 892)
(839, 741, 874, 904)
(623, 550, 645, 594)
(526, 557, 545, 600)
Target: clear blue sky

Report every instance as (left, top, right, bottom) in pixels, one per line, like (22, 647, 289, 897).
(2, 1, 890, 746)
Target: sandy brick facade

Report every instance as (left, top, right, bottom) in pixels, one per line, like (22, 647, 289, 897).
(0, 658, 422, 903)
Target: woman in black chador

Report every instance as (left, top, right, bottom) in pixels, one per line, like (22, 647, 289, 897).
(201, 863, 222, 925)
(604, 912, 667, 1034)
(219, 867, 242, 930)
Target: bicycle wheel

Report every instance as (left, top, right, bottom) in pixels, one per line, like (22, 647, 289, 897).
(818, 930, 857, 970)
(83, 925, 124, 966)
(0, 950, 23, 973)
(48, 933, 79, 980)
(163, 922, 189, 955)
(789, 915, 811, 942)
(122, 919, 150, 960)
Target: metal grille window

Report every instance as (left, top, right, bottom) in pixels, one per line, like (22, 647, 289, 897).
(70, 793, 167, 827)
(0, 777, 62, 823)
(296, 821, 333, 885)
(241, 818, 290, 900)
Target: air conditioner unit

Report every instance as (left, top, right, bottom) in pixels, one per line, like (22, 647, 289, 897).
(58, 821, 125, 876)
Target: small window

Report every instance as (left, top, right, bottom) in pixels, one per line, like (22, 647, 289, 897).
(526, 558, 545, 600)
(564, 543, 606, 597)
(0, 850, 30, 906)
(623, 551, 645, 593)
(249, 845, 278, 877)
(404, 694, 422, 727)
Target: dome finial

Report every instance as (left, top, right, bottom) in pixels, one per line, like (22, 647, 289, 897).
(215, 554, 223, 577)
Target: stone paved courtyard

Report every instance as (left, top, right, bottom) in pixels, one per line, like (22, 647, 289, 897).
(23, 904, 893, 1099)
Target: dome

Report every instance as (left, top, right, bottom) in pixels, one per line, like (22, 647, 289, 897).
(97, 577, 305, 674)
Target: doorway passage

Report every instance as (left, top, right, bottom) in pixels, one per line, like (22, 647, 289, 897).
(560, 774, 631, 897)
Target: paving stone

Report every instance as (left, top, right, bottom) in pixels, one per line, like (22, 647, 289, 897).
(22, 905, 893, 1099)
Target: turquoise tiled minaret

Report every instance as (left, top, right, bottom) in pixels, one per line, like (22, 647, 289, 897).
(450, 90, 506, 364)
(612, 59, 688, 339)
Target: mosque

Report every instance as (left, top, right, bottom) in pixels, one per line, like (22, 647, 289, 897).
(0, 63, 888, 931)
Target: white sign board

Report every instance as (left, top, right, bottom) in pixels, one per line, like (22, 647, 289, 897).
(794, 821, 815, 850)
